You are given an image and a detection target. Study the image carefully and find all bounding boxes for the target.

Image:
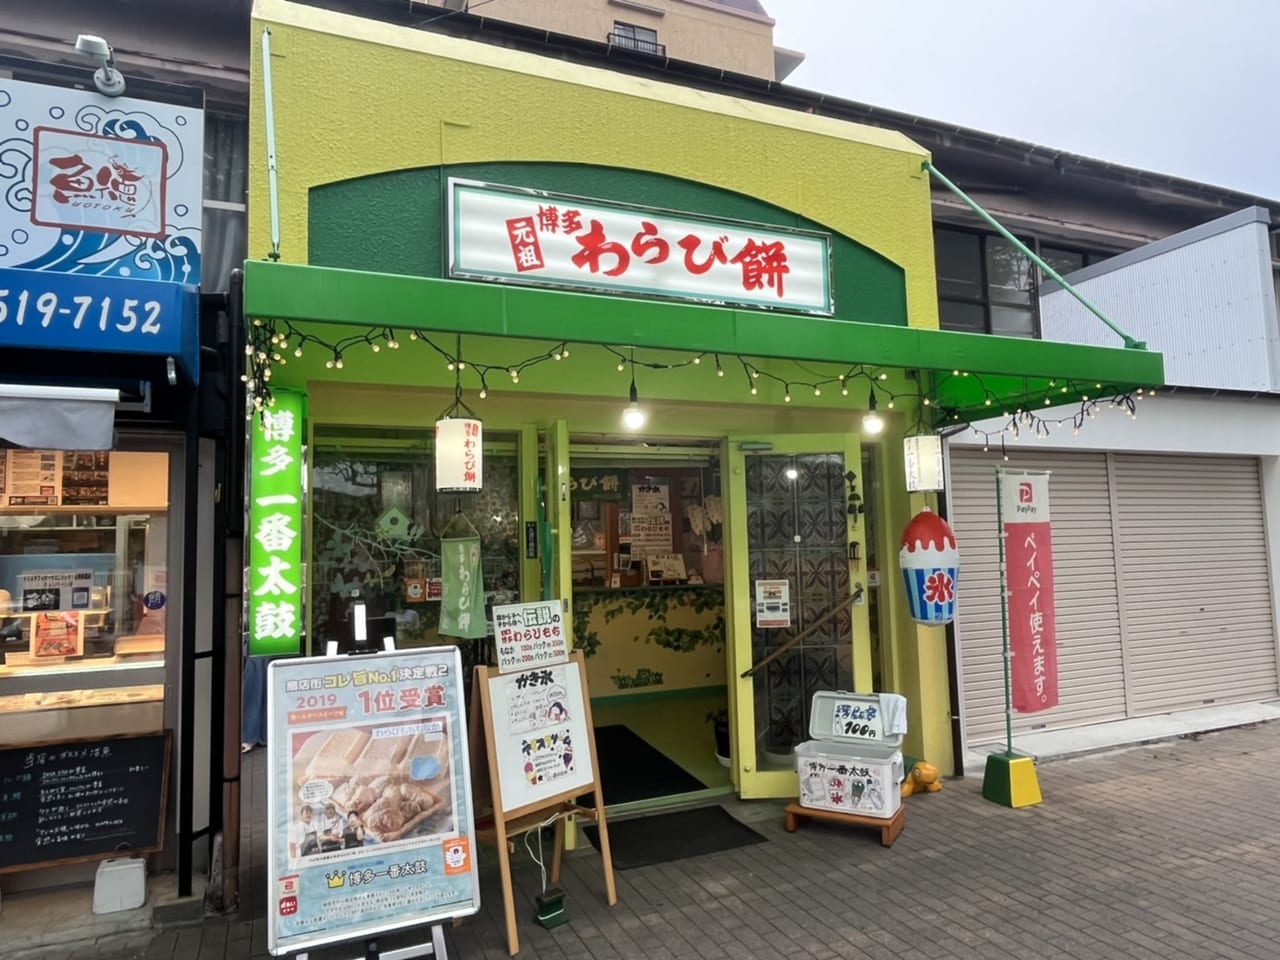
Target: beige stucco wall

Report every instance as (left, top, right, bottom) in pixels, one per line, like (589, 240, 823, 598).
(472, 0, 777, 78)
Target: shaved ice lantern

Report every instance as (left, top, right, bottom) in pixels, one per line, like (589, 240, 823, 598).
(899, 508, 959, 625)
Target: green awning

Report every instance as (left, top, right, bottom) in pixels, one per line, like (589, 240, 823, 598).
(241, 260, 1163, 424)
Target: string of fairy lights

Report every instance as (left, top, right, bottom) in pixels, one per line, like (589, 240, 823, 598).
(243, 317, 1153, 442)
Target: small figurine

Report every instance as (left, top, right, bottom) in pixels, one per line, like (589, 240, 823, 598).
(900, 761, 942, 798)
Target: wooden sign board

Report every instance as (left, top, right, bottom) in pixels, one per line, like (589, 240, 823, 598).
(471, 651, 616, 955)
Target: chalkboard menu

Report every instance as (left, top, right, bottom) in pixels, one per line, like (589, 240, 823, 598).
(0, 732, 170, 873)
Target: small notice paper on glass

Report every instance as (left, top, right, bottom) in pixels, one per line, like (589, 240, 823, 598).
(492, 600, 569, 674)
(754, 579, 791, 629)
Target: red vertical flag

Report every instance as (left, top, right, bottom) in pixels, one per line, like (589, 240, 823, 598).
(1001, 473, 1059, 712)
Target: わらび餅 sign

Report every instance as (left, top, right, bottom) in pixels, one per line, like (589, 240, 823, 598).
(1000, 473, 1059, 713)
(448, 179, 832, 315)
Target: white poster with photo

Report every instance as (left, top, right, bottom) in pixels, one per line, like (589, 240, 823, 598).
(630, 481, 672, 559)
(488, 661, 594, 813)
(755, 579, 792, 629)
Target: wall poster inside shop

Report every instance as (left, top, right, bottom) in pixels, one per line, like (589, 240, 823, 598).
(266, 648, 479, 956)
(487, 659, 594, 814)
(5, 450, 60, 506)
(630, 481, 672, 559)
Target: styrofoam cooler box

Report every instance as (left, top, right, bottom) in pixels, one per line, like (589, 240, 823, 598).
(795, 691, 905, 820)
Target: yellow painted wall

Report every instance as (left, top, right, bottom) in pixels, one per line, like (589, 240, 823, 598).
(249, 0, 939, 332)
(248, 0, 954, 776)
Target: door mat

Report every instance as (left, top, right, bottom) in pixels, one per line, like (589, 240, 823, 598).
(584, 805, 768, 870)
(580, 725, 706, 807)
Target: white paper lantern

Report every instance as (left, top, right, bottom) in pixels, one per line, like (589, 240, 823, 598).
(435, 417, 483, 491)
(903, 434, 944, 492)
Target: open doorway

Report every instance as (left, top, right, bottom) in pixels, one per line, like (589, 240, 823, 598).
(567, 438, 732, 811)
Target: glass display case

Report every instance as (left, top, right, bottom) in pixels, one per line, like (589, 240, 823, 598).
(0, 451, 170, 746)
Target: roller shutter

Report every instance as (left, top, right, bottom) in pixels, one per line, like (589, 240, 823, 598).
(1112, 453, 1278, 714)
(950, 449, 1127, 745)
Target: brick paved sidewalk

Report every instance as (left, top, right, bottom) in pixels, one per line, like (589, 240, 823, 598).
(24, 721, 1280, 960)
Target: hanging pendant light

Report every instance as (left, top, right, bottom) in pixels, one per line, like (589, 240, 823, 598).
(622, 348, 646, 429)
(435, 337, 482, 491)
(862, 387, 884, 436)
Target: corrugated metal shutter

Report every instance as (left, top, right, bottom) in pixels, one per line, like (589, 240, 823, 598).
(950, 448, 1127, 744)
(1113, 454, 1278, 713)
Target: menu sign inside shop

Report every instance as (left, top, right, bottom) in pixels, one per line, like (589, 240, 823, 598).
(0, 732, 170, 873)
(448, 179, 833, 315)
(0, 450, 112, 507)
(248, 391, 305, 657)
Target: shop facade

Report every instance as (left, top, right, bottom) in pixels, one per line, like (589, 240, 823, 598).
(0, 59, 216, 904)
(243, 0, 1162, 802)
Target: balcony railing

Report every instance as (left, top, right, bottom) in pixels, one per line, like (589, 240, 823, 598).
(606, 32, 666, 56)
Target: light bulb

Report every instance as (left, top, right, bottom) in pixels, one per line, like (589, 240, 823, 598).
(841, 387, 849, 396)
(325, 359, 334, 369)
(479, 388, 488, 399)
(717, 368, 725, 377)
(879, 373, 888, 380)
(750, 386, 758, 396)
(862, 412, 884, 435)
(371, 342, 380, 352)
(294, 347, 303, 358)
(335, 358, 344, 369)
(409, 331, 418, 340)
(784, 393, 792, 403)
(813, 387, 821, 397)
(622, 403, 646, 429)
(387, 339, 399, 349)
(693, 356, 701, 364)
(617, 362, 626, 372)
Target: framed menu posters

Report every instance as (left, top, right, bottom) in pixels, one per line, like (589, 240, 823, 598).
(266, 648, 480, 956)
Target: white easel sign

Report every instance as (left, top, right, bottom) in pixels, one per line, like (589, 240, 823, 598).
(492, 600, 568, 674)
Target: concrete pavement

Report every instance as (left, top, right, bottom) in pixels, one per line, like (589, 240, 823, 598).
(20, 720, 1280, 960)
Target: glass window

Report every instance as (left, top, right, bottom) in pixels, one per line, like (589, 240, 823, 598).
(0, 450, 170, 746)
(939, 300, 986, 334)
(990, 305, 1036, 338)
(1041, 246, 1085, 282)
(202, 113, 248, 294)
(934, 229, 983, 301)
(309, 431, 521, 654)
(985, 236, 1034, 305)
(612, 22, 660, 52)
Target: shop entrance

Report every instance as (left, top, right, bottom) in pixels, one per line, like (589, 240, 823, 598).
(566, 439, 732, 811)
(726, 434, 870, 799)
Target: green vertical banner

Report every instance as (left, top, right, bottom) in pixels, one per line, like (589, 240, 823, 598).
(248, 390, 306, 656)
(439, 537, 487, 639)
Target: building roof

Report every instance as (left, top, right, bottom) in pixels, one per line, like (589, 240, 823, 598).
(706, 0, 770, 15)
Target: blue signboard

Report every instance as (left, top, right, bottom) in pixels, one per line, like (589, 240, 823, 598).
(0, 267, 199, 382)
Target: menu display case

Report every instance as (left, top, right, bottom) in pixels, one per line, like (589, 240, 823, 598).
(0, 451, 170, 746)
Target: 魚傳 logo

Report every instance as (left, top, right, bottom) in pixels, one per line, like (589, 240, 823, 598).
(1018, 482, 1034, 504)
(32, 127, 168, 239)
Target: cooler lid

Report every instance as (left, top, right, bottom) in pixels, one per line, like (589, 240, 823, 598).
(808, 690, 905, 750)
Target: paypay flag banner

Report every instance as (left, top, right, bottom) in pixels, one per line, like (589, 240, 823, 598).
(1000, 472, 1059, 713)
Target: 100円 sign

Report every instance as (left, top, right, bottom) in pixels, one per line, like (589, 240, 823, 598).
(266, 648, 480, 956)
(248, 391, 305, 656)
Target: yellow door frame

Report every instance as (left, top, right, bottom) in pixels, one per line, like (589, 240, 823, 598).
(724, 432, 872, 799)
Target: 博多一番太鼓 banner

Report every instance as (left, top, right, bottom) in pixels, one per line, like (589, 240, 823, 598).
(448, 179, 832, 315)
(1000, 472, 1059, 713)
(249, 391, 305, 657)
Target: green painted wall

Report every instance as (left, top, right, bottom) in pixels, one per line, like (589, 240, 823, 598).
(309, 163, 909, 328)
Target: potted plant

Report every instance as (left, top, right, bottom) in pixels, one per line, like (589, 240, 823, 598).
(706, 707, 731, 767)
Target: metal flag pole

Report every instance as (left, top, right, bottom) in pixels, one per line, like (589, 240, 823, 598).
(995, 467, 1013, 756)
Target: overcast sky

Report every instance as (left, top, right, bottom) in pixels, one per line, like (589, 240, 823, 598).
(771, 0, 1280, 200)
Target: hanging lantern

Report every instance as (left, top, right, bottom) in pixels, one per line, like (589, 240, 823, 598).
(435, 417, 483, 491)
(903, 434, 944, 492)
(899, 507, 959, 625)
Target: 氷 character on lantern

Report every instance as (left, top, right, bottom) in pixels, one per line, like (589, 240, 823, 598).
(899, 507, 959, 625)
